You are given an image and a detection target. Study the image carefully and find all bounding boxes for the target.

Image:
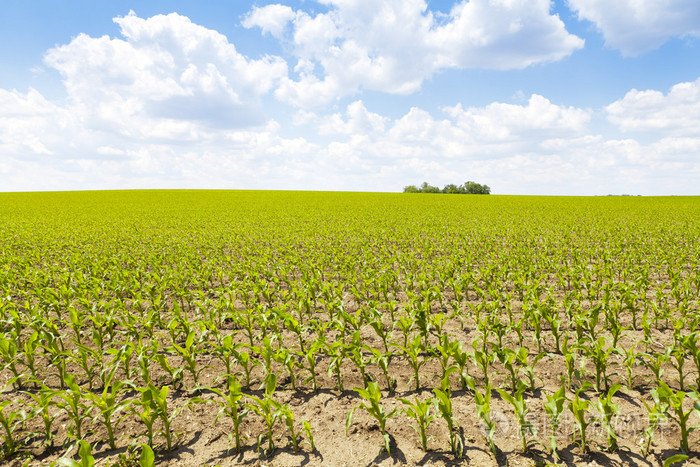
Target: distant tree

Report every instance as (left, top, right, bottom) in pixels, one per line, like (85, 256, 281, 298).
(463, 181, 490, 194)
(403, 181, 491, 194)
(442, 184, 461, 194)
(420, 182, 441, 193)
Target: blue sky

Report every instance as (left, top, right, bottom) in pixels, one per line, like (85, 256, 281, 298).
(1, 0, 699, 195)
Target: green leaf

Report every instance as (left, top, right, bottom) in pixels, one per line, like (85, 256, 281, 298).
(139, 444, 155, 467)
(663, 454, 688, 467)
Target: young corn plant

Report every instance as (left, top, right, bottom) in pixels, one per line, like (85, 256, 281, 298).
(0, 400, 26, 458)
(24, 385, 60, 447)
(474, 382, 497, 457)
(596, 383, 622, 452)
(399, 395, 437, 452)
(84, 378, 131, 450)
(56, 375, 93, 443)
(667, 344, 689, 392)
(108, 341, 137, 382)
(433, 377, 463, 457)
(303, 341, 322, 392)
(248, 373, 282, 455)
(146, 383, 191, 451)
(40, 326, 69, 389)
(0, 337, 23, 390)
(448, 339, 474, 391)
(131, 387, 159, 448)
(655, 381, 696, 454)
(277, 404, 305, 452)
(326, 340, 347, 391)
(543, 380, 567, 461)
(208, 376, 248, 453)
(370, 347, 396, 393)
(274, 347, 299, 390)
(21, 331, 42, 388)
(169, 330, 208, 391)
(617, 341, 644, 390)
(496, 347, 521, 393)
(55, 439, 95, 467)
(569, 383, 594, 455)
(472, 340, 493, 387)
(232, 346, 258, 389)
(498, 381, 536, 453)
(588, 336, 615, 393)
(640, 387, 669, 457)
(516, 349, 544, 393)
(346, 381, 398, 455)
(400, 334, 429, 391)
(155, 353, 185, 389)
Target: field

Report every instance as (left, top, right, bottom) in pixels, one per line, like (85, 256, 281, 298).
(1, 190, 700, 467)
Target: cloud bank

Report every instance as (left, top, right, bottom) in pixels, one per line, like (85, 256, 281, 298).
(244, 0, 584, 106)
(0, 4, 699, 195)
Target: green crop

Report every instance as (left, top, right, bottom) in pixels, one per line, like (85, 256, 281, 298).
(248, 374, 282, 455)
(346, 382, 398, 455)
(498, 382, 536, 453)
(2, 191, 700, 465)
(543, 380, 567, 461)
(433, 378, 462, 457)
(596, 383, 622, 452)
(208, 376, 248, 453)
(0, 399, 26, 458)
(569, 383, 593, 455)
(399, 395, 437, 451)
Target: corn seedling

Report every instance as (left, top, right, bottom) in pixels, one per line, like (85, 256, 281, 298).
(498, 381, 536, 453)
(84, 378, 130, 450)
(596, 383, 622, 452)
(56, 375, 92, 443)
(399, 395, 437, 451)
(0, 400, 26, 458)
(640, 386, 669, 457)
(208, 376, 248, 453)
(474, 382, 497, 457)
(346, 381, 398, 455)
(655, 381, 696, 454)
(569, 383, 594, 455)
(543, 380, 567, 461)
(55, 439, 95, 467)
(433, 377, 462, 457)
(248, 373, 282, 455)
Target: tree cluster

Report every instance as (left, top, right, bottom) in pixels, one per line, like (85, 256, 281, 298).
(403, 181, 491, 194)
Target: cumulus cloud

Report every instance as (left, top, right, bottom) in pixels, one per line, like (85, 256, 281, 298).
(44, 11, 288, 135)
(242, 4, 296, 39)
(0, 88, 74, 156)
(244, 0, 583, 107)
(606, 77, 700, 135)
(568, 0, 700, 55)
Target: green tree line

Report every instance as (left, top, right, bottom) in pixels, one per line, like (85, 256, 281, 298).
(403, 181, 491, 194)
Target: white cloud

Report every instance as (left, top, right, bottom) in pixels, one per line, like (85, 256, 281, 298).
(245, 0, 583, 107)
(606, 77, 700, 135)
(0, 88, 72, 156)
(319, 100, 388, 135)
(44, 11, 288, 135)
(444, 94, 591, 141)
(242, 4, 296, 39)
(568, 0, 700, 55)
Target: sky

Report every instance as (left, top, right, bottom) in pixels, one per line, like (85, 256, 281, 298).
(1, 0, 700, 195)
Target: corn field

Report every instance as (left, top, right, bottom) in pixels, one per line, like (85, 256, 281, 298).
(1, 190, 699, 466)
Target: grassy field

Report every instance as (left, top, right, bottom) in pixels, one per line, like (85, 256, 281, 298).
(1, 190, 700, 466)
